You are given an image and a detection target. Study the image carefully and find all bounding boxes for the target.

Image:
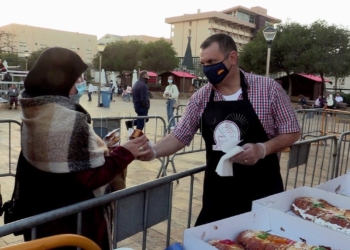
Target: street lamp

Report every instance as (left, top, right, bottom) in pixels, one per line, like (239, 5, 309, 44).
(97, 43, 106, 107)
(137, 61, 142, 78)
(263, 26, 277, 77)
(182, 65, 187, 93)
(24, 50, 30, 70)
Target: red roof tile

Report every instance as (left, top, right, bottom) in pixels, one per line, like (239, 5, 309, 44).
(297, 73, 331, 82)
(171, 71, 197, 78)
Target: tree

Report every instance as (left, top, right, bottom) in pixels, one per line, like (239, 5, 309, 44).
(240, 22, 311, 96)
(92, 40, 145, 73)
(300, 21, 350, 92)
(137, 38, 178, 74)
(0, 31, 16, 53)
(26, 48, 47, 70)
(239, 20, 350, 95)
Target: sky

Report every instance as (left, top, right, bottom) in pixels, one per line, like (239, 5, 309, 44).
(1, 0, 349, 39)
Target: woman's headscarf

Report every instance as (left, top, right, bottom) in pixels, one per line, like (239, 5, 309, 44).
(24, 47, 87, 97)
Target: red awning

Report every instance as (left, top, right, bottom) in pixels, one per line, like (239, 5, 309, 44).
(148, 71, 157, 77)
(297, 74, 331, 83)
(171, 71, 197, 78)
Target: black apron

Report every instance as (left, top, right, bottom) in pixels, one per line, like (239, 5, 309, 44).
(195, 71, 284, 226)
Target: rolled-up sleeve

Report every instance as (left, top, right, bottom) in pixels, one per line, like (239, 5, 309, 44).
(271, 82, 300, 134)
(172, 96, 201, 146)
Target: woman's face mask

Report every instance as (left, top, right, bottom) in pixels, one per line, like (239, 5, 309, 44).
(70, 81, 86, 103)
(168, 79, 173, 84)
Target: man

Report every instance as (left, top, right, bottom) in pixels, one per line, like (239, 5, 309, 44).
(140, 34, 300, 226)
(131, 70, 150, 130)
(335, 93, 343, 103)
(8, 84, 20, 109)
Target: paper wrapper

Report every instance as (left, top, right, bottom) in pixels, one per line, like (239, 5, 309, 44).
(215, 140, 244, 177)
(103, 128, 121, 147)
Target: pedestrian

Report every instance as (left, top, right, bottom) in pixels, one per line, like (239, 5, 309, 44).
(139, 33, 300, 226)
(7, 84, 20, 109)
(130, 70, 150, 130)
(163, 75, 179, 127)
(88, 82, 94, 101)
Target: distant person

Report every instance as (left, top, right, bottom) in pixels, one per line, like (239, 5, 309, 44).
(297, 94, 307, 109)
(126, 85, 132, 100)
(88, 82, 94, 101)
(110, 80, 116, 101)
(325, 93, 335, 109)
(130, 70, 150, 130)
(314, 95, 325, 108)
(7, 84, 20, 109)
(335, 93, 343, 103)
(163, 75, 179, 127)
(0, 59, 6, 72)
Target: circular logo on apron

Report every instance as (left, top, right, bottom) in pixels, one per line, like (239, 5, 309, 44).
(212, 121, 240, 151)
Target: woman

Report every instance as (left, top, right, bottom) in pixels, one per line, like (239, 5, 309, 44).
(163, 76, 179, 127)
(14, 47, 150, 249)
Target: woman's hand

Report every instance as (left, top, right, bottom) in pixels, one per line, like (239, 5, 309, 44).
(121, 135, 150, 158)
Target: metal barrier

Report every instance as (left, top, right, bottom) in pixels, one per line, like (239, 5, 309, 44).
(283, 135, 337, 190)
(0, 165, 206, 250)
(296, 108, 350, 140)
(91, 115, 168, 179)
(158, 115, 206, 178)
(0, 119, 21, 177)
(174, 104, 187, 117)
(334, 131, 350, 177)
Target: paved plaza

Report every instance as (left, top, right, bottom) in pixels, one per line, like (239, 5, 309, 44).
(0, 93, 337, 249)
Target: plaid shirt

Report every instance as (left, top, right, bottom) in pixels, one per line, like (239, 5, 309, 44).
(173, 70, 300, 146)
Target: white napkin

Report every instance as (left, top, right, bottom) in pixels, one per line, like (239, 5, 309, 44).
(216, 140, 244, 177)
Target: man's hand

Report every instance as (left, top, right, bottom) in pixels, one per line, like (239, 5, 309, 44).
(137, 143, 156, 161)
(230, 143, 266, 165)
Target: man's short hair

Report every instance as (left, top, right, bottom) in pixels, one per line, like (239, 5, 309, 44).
(140, 70, 148, 78)
(200, 34, 237, 55)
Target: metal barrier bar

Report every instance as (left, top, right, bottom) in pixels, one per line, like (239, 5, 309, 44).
(0, 165, 206, 239)
(91, 115, 167, 179)
(296, 109, 350, 140)
(284, 135, 337, 190)
(158, 115, 206, 177)
(0, 119, 21, 177)
(335, 131, 350, 177)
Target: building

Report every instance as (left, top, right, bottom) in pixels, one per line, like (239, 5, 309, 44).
(98, 34, 170, 45)
(165, 6, 281, 57)
(0, 23, 98, 63)
(97, 34, 123, 45)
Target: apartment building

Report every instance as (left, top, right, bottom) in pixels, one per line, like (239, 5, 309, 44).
(0, 23, 98, 63)
(165, 6, 281, 57)
(98, 34, 170, 45)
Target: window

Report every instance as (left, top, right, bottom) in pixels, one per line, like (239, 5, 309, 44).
(19, 42, 27, 47)
(105, 36, 110, 39)
(171, 31, 174, 37)
(208, 19, 211, 23)
(189, 21, 192, 26)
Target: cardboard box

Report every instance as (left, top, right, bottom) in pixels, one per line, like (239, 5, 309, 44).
(316, 173, 350, 197)
(183, 208, 349, 250)
(252, 186, 350, 212)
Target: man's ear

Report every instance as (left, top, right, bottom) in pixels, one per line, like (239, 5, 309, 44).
(229, 51, 238, 66)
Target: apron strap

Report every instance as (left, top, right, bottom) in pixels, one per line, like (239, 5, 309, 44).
(209, 88, 215, 102)
(240, 70, 249, 101)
